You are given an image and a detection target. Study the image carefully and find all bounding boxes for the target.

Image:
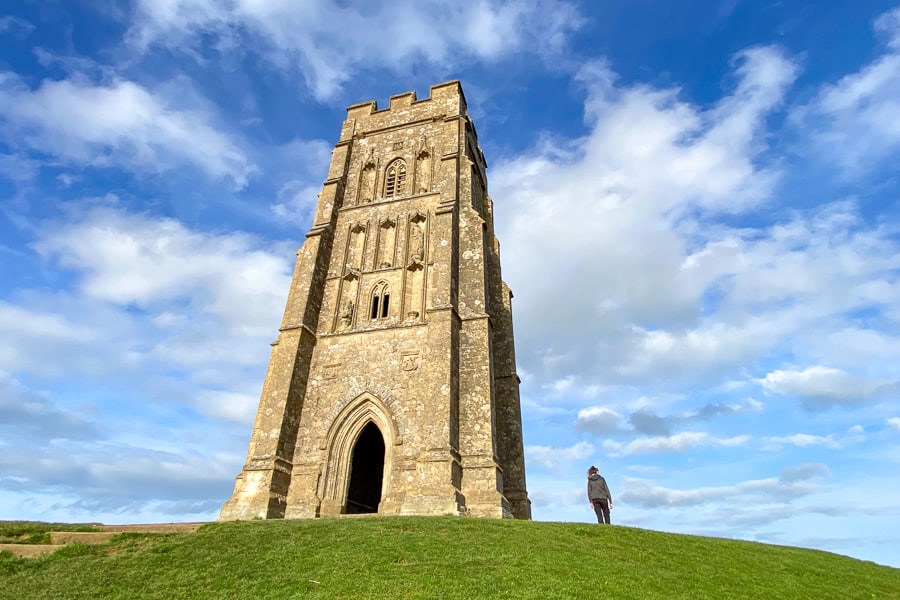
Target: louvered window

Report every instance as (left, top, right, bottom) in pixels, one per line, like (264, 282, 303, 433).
(384, 160, 407, 198)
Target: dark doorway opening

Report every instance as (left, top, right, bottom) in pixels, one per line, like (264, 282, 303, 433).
(345, 422, 385, 514)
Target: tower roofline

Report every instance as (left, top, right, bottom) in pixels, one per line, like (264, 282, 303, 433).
(345, 80, 468, 119)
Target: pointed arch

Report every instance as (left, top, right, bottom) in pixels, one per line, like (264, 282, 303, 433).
(345, 422, 385, 513)
(370, 280, 391, 320)
(320, 393, 398, 511)
(384, 159, 407, 198)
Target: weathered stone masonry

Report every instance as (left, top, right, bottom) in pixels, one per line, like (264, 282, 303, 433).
(219, 81, 531, 521)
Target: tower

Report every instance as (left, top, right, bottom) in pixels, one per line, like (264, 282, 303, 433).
(219, 81, 530, 520)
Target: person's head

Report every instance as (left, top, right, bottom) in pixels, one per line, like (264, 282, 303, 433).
(588, 465, 598, 476)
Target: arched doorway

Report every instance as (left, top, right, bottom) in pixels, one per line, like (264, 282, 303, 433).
(345, 422, 385, 514)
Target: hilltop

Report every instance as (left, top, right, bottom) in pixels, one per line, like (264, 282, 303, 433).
(1, 517, 897, 599)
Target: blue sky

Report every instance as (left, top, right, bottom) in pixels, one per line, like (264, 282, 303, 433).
(1, 0, 899, 568)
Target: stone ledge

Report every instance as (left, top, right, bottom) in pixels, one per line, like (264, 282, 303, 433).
(50, 531, 117, 545)
(0, 543, 62, 558)
(95, 522, 207, 534)
(0, 523, 208, 559)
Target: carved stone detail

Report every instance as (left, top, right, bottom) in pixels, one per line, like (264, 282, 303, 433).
(356, 147, 376, 205)
(415, 136, 432, 194)
(376, 218, 397, 269)
(408, 213, 426, 265)
(400, 351, 420, 372)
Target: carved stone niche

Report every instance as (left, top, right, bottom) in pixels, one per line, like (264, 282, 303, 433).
(357, 147, 376, 205)
(404, 213, 427, 324)
(339, 299, 354, 329)
(337, 270, 359, 332)
(407, 213, 426, 265)
(376, 218, 397, 269)
(415, 136, 432, 194)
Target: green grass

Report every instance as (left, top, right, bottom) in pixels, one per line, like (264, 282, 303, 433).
(0, 521, 101, 545)
(1, 517, 897, 599)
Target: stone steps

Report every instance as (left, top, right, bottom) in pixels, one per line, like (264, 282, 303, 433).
(0, 522, 208, 558)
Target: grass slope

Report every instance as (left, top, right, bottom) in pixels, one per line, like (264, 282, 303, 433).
(0, 522, 100, 545)
(1, 517, 897, 599)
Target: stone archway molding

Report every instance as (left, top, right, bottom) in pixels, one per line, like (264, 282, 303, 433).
(320, 392, 398, 510)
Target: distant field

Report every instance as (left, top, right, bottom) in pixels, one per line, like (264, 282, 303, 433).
(1, 517, 898, 599)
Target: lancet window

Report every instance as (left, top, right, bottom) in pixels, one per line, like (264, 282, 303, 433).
(384, 159, 407, 198)
(370, 281, 391, 321)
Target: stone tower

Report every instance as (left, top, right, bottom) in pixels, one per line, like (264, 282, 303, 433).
(219, 81, 530, 521)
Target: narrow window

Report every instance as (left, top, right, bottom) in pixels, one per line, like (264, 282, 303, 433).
(370, 282, 391, 321)
(384, 159, 407, 198)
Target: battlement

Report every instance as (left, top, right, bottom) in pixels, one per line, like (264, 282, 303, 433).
(347, 81, 466, 116)
(341, 81, 468, 140)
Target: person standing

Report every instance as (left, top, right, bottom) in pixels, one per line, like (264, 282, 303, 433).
(587, 465, 613, 524)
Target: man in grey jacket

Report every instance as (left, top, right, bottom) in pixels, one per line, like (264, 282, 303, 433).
(587, 465, 613, 524)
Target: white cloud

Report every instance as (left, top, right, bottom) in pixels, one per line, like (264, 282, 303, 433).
(526, 485, 584, 511)
(761, 433, 840, 451)
(33, 205, 290, 332)
(794, 7, 900, 174)
(0, 440, 237, 513)
(603, 432, 750, 456)
(0, 205, 291, 430)
(482, 10, 900, 408)
(888, 417, 900, 431)
(0, 299, 119, 377)
(575, 399, 763, 437)
(576, 46, 795, 214)
(491, 47, 798, 386)
(194, 390, 259, 425)
(758, 366, 900, 407)
(878, 7, 900, 48)
(817, 328, 900, 370)
(620, 463, 829, 508)
(525, 441, 595, 471)
(0, 203, 290, 521)
(0, 73, 254, 186)
(574, 406, 622, 434)
(0, 302, 97, 345)
(127, 0, 582, 99)
(268, 138, 333, 224)
(0, 373, 101, 442)
(0, 16, 34, 37)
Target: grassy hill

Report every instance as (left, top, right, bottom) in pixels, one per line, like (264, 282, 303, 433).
(1, 517, 898, 599)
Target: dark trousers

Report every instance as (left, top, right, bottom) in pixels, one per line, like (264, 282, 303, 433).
(592, 499, 610, 524)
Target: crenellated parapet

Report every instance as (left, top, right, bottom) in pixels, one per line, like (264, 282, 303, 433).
(342, 81, 468, 136)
